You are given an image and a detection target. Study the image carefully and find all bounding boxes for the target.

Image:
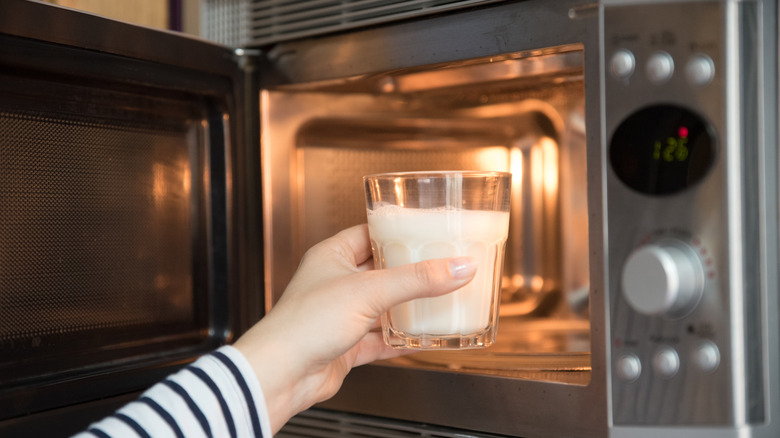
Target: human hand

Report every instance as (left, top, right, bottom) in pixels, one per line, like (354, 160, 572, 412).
(233, 224, 477, 434)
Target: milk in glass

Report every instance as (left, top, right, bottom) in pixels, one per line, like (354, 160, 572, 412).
(367, 204, 510, 336)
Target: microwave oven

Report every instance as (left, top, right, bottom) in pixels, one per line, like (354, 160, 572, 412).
(1, 0, 779, 437)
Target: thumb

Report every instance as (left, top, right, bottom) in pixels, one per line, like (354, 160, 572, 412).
(360, 257, 478, 315)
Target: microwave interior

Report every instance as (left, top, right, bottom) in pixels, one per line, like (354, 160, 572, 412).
(263, 44, 590, 383)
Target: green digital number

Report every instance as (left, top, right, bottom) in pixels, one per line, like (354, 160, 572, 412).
(653, 137, 689, 162)
(676, 136, 689, 161)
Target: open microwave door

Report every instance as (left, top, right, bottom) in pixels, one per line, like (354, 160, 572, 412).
(0, 1, 262, 435)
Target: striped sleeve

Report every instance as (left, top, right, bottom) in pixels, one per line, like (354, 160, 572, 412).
(72, 346, 272, 438)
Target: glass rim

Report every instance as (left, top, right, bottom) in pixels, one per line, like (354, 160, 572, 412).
(363, 170, 511, 180)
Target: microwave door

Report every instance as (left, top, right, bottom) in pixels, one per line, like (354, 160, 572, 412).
(0, 1, 262, 435)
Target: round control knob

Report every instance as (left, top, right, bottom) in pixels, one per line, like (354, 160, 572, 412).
(621, 239, 705, 318)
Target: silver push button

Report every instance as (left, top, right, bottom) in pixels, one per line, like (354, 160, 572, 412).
(692, 340, 720, 373)
(653, 347, 680, 378)
(616, 354, 642, 382)
(646, 51, 674, 84)
(685, 54, 715, 86)
(610, 49, 636, 80)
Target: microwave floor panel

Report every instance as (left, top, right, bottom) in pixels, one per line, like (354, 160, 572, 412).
(377, 317, 591, 384)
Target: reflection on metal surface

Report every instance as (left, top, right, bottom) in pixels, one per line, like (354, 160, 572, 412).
(380, 318, 590, 384)
(390, 51, 584, 93)
(502, 132, 563, 317)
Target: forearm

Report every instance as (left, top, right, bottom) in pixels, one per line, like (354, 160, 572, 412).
(73, 346, 273, 438)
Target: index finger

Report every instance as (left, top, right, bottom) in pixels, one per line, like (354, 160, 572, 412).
(330, 224, 373, 267)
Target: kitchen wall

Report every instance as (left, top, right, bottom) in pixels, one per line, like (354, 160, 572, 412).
(39, 0, 200, 35)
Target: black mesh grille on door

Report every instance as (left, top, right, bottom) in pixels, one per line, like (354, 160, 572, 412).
(0, 75, 213, 386)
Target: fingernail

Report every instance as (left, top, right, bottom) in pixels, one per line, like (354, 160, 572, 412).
(449, 257, 477, 279)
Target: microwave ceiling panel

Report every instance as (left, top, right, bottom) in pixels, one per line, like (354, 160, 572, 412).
(202, 0, 505, 47)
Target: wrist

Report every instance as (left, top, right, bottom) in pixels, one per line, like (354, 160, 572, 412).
(233, 323, 315, 434)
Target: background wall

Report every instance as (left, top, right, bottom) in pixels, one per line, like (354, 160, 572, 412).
(40, 0, 201, 35)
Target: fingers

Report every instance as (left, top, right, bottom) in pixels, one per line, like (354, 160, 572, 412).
(335, 224, 372, 264)
(357, 256, 478, 317)
(351, 331, 410, 367)
(306, 224, 373, 269)
(355, 257, 374, 272)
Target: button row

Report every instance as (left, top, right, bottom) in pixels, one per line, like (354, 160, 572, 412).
(609, 49, 715, 86)
(616, 341, 720, 382)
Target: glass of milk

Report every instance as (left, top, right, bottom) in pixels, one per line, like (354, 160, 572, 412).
(364, 171, 511, 349)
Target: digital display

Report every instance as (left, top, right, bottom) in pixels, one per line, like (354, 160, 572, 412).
(610, 105, 715, 195)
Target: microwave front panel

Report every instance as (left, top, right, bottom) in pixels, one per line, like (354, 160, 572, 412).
(603, 0, 774, 433)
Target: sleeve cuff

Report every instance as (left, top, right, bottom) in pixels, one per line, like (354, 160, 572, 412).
(208, 345, 274, 438)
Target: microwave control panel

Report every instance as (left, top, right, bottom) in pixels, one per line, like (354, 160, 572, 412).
(603, 0, 764, 430)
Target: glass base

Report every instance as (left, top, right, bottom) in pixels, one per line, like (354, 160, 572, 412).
(384, 327, 496, 350)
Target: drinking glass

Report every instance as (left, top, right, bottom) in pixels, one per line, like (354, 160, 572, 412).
(364, 171, 511, 349)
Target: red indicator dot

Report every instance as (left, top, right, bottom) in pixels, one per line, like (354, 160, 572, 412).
(679, 126, 689, 138)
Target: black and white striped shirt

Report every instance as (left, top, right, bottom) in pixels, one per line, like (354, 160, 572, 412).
(74, 346, 272, 438)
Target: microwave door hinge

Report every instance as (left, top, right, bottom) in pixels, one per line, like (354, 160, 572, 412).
(233, 48, 263, 65)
